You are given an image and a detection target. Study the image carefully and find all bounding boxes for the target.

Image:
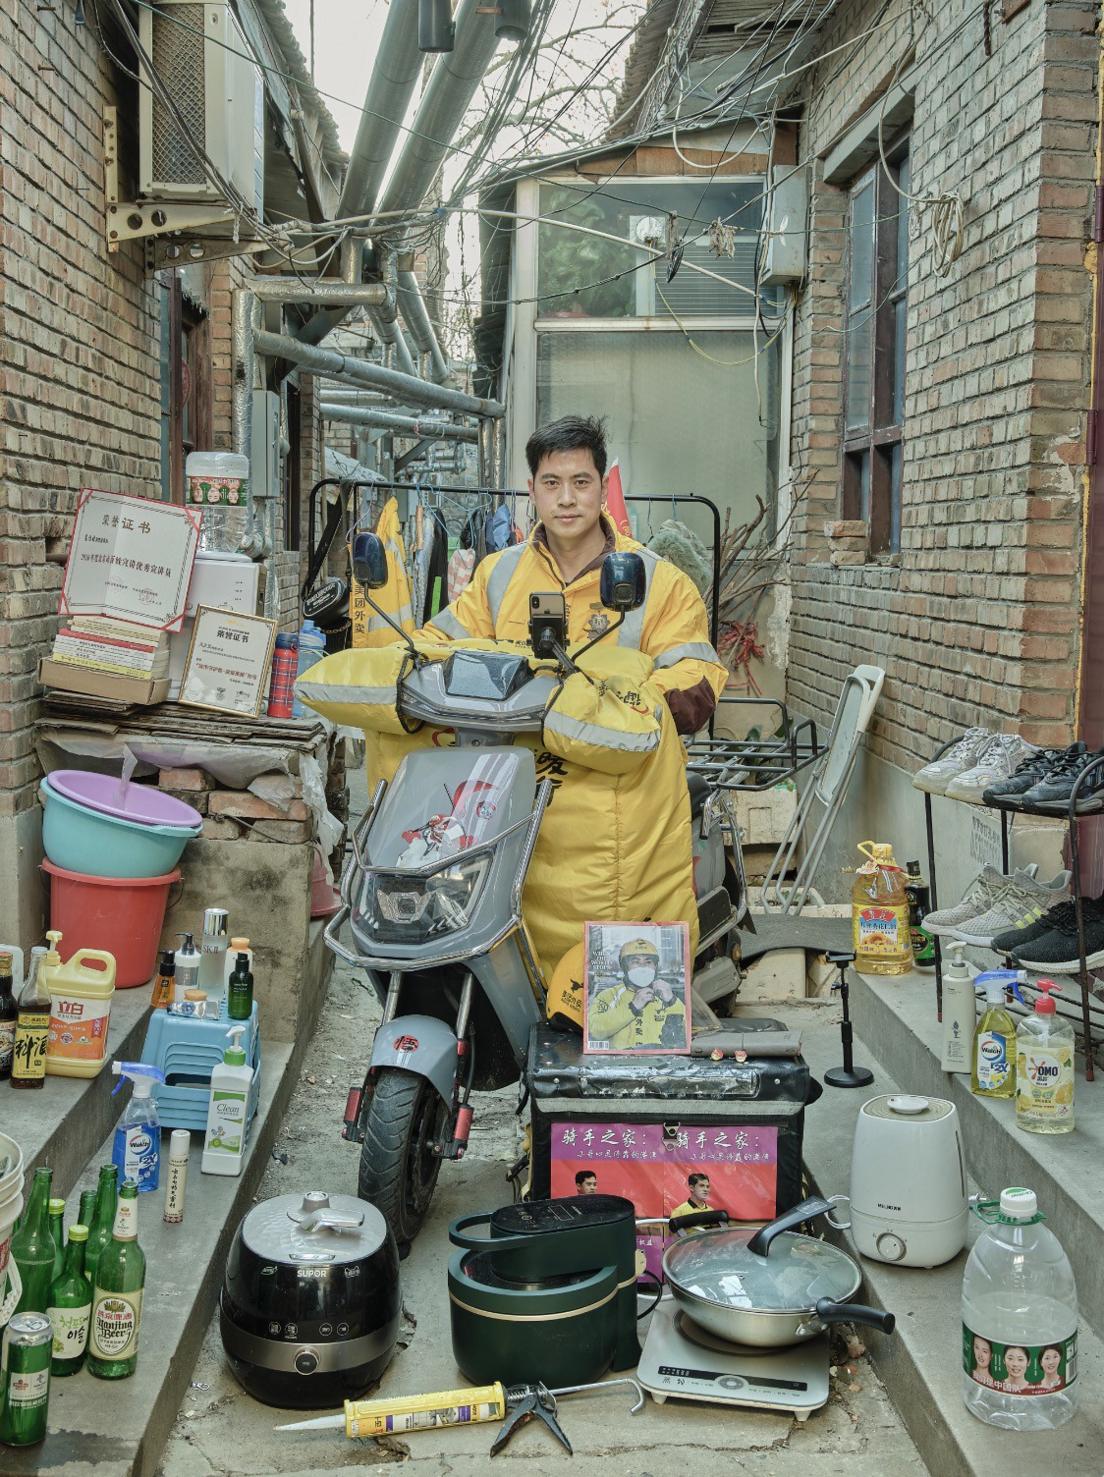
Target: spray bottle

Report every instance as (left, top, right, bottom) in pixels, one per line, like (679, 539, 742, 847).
(110, 1062, 167, 1193)
(940, 942, 976, 1074)
(971, 970, 1023, 1100)
(201, 1027, 253, 1177)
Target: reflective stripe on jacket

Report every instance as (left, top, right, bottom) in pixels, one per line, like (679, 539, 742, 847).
(424, 526, 727, 734)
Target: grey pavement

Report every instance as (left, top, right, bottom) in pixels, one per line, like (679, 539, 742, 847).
(158, 957, 928, 1477)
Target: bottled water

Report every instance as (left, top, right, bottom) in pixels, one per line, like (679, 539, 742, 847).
(961, 1187, 1077, 1430)
(186, 452, 250, 554)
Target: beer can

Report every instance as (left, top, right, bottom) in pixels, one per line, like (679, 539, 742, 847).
(0, 1311, 52, 1447)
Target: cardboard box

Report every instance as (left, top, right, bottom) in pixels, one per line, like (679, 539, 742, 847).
(39, 658, 170, 706)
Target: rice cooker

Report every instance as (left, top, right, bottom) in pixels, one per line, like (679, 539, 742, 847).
(220, 1190, 400, 1408)
(849, 1094, 968, 1267)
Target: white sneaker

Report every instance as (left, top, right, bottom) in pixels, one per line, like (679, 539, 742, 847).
(950, 870, 1072, 946)
(945, 734, 1039, 804)
(913, 728, 993, 795)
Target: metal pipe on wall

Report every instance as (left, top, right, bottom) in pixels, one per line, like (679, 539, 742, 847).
(367, 306, 418, 377)
(397, 270, 451, 384)
(320, 403, 479, 442)
(336, 0, 423, 222)
(250, 280, 393, 308)
(253, 326, 505, 418)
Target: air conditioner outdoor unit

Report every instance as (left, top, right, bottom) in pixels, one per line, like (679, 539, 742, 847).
(138, 0, 264, 215)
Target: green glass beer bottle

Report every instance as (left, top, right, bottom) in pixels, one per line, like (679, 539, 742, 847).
(84, 1163, 118, 1287)
(87, 1180, 145, 1380)
(47, 1224, 92, 1376)
(10, 1166, 54, 1315)
(77, 1188, 96, 1233)
(47, 1198, 65, 1281)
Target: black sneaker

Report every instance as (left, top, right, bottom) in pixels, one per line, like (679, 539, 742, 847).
(991, 900, 1077, 955)
(983, 744, 1081, 806)
(1011, 896, 1104, 971)
(1021, 746, 1104, 811)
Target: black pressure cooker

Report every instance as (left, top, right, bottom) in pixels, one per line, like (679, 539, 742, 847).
(220, 1190, 400, 1409)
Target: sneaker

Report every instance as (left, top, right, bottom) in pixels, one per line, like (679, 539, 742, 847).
(1011, 895, 1104, 972)
(923, 866, 1009, 936)
(945, 734, 1039, 804)
(991, 899, 1077, 955)
(950, 870, 1071, 947)
(1021, 747, 1104, 811)
(982, 745, 1081, 806)
(912, 728, 993, 795)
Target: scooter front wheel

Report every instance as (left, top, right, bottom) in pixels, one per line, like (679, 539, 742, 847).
(358, 1067, 449, 1255)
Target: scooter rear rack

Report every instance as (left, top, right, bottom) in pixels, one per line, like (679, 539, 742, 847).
(686, 699, 822, 793)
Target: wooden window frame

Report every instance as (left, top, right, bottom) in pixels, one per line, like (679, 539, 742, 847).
(163, 275, 212, 504)
(841, 133, 909, 555)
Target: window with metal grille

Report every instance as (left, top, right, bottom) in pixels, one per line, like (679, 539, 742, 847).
(842, 138, 909, 554)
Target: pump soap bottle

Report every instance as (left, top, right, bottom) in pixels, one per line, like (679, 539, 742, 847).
(941, 942, 976, 1074)
(202, 1027, 254, 1177)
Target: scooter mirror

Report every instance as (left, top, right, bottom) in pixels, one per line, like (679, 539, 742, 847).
(352, 532, 389, 590)
(600, 552, 646, 613)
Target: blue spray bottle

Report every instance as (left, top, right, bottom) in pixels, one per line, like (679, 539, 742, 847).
(111, 1061, 167, 1192)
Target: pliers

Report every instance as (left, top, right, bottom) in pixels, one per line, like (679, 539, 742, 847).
(490, 1382, 573, 1457)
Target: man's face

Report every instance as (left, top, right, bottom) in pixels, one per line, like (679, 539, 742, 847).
(578, 1175, 597, 1195)
(529, 449, 607, 549)
(690, 1178, 710, 1206)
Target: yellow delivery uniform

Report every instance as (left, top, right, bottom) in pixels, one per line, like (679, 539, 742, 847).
(587, 980, 687, 1049)
(424, 517, 727, 735)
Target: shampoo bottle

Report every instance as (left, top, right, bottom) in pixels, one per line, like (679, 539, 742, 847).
(202, 1027, 253, 1177)
(110, 1062, 167, 1193)
(941, 942, 976, 1074)
(971, 970, 1021, 1099)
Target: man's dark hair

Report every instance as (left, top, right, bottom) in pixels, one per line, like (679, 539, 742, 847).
(576, 1169, 596, 1186)
(526, 416, 607, 478)
(688, 1172, 709, 1189)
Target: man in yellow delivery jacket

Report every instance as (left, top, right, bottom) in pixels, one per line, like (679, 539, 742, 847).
(425, 416, 727, 735)
(587, 938, 687, 1050)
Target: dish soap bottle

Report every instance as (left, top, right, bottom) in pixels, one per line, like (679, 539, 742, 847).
(962, 1187, 1077, 1429)
(1016, 979, 1074, 1134)
(852, 842, 913, 975)
(940, 942, 976, 1074)
(110, 1063, 167, 1193)
(202, 1027, 253, 1177)
(971, 970, 1020, 1099)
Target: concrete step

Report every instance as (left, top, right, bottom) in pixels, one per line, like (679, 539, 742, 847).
(12, 989, 152, 1197)
(4, 1039, 297, 1477)
(843, 967, 1104, 1339)
(789, 999, 1104, 1477)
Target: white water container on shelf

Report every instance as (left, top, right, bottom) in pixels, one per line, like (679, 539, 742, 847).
(962, 1187, 1078, 1430)
(187, 451, 250, 554)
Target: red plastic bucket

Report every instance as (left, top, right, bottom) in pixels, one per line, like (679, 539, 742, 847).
(41, 861, 182, 988)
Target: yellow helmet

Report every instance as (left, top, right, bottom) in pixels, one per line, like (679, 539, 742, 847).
(619, 937, 659, 966)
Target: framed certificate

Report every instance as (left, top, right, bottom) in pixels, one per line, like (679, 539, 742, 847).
(179, 606, 277, 717)
(582, 921, 691, 1056)
(60, 489, 200, 632)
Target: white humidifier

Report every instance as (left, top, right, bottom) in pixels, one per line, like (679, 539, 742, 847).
(849, 1094, 968, 1267)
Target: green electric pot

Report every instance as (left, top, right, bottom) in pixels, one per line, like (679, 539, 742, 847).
(447, 1195, 641, 1388)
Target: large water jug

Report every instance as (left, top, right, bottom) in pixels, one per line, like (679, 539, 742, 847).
(962, 1187, 1078, 1430)
(187, 451, 250, 554)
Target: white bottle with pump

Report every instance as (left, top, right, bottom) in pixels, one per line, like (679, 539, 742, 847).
(202, 1026, 253, 1176)
(940, 941, 976, 1074)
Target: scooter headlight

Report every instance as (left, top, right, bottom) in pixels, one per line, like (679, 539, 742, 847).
(361, 855, 491, 942)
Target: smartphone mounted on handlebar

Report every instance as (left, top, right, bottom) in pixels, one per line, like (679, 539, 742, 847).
(529, 592, 568, 658)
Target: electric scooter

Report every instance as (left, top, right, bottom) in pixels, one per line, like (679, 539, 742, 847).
(323, 534, 747, 1250)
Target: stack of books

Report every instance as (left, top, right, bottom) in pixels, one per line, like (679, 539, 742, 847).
(50, 617, 170, 680)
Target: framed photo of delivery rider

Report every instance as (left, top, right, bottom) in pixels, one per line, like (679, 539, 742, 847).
(582, 922, 691, 1056)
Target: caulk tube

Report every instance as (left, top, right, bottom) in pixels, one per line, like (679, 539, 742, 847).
(276, 1384, 508, 1436)
(940, 942, 976, 1074)
(110, 1062, 167, 1193)
(163, 1130, 191, 1224)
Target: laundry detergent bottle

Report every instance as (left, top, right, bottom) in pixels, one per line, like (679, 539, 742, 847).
(851, 842, 913, 976)
(110, 1062, 167, 1193)
(962, 1187, 1077, 1430)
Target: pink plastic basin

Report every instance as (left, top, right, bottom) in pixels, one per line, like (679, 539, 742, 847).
(45, 769, 203, 830)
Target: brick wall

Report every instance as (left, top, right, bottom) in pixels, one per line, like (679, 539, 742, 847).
(0, 3, 161, 819)
(788, 0, 1097, 768)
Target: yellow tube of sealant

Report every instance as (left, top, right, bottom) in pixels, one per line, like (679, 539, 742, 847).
(276, 1383, 507, 1438)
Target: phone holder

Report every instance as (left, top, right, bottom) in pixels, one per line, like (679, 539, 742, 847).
(823, 951, 874, 1090)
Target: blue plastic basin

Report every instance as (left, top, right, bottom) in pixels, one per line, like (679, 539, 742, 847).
(40, 780, 201, 879)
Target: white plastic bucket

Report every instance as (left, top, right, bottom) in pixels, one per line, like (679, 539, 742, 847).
(0, 1131, 25, 1328)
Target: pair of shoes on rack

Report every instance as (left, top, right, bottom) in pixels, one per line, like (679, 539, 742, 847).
(983, 742, 1104, 810)
(924, 864, 1071, 947)
(913, 729, 1038, 801)
(992, 895, 1104, 972)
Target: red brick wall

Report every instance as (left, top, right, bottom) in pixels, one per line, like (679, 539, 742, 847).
(787, 0, 1097, 767)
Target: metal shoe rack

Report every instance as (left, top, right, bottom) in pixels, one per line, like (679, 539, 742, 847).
(687, 698, 824, 792)
(921, 737, 1104, 1081)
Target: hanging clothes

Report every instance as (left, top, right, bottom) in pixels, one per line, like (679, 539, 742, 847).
(349, 497, 414, 648)
(447, 546, 477, 602)
(414, 507, 449, 623)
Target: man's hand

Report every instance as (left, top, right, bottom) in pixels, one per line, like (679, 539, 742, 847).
(652, 978, 675, 1005)
(631, 986, 655, 1011)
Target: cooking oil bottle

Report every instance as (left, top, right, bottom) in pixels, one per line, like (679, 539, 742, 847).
(851, 842, 913, 975)
(971, 970, 1020, 1099)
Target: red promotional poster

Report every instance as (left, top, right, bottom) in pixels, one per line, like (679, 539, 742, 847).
(550, 1120, 779, 1279)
